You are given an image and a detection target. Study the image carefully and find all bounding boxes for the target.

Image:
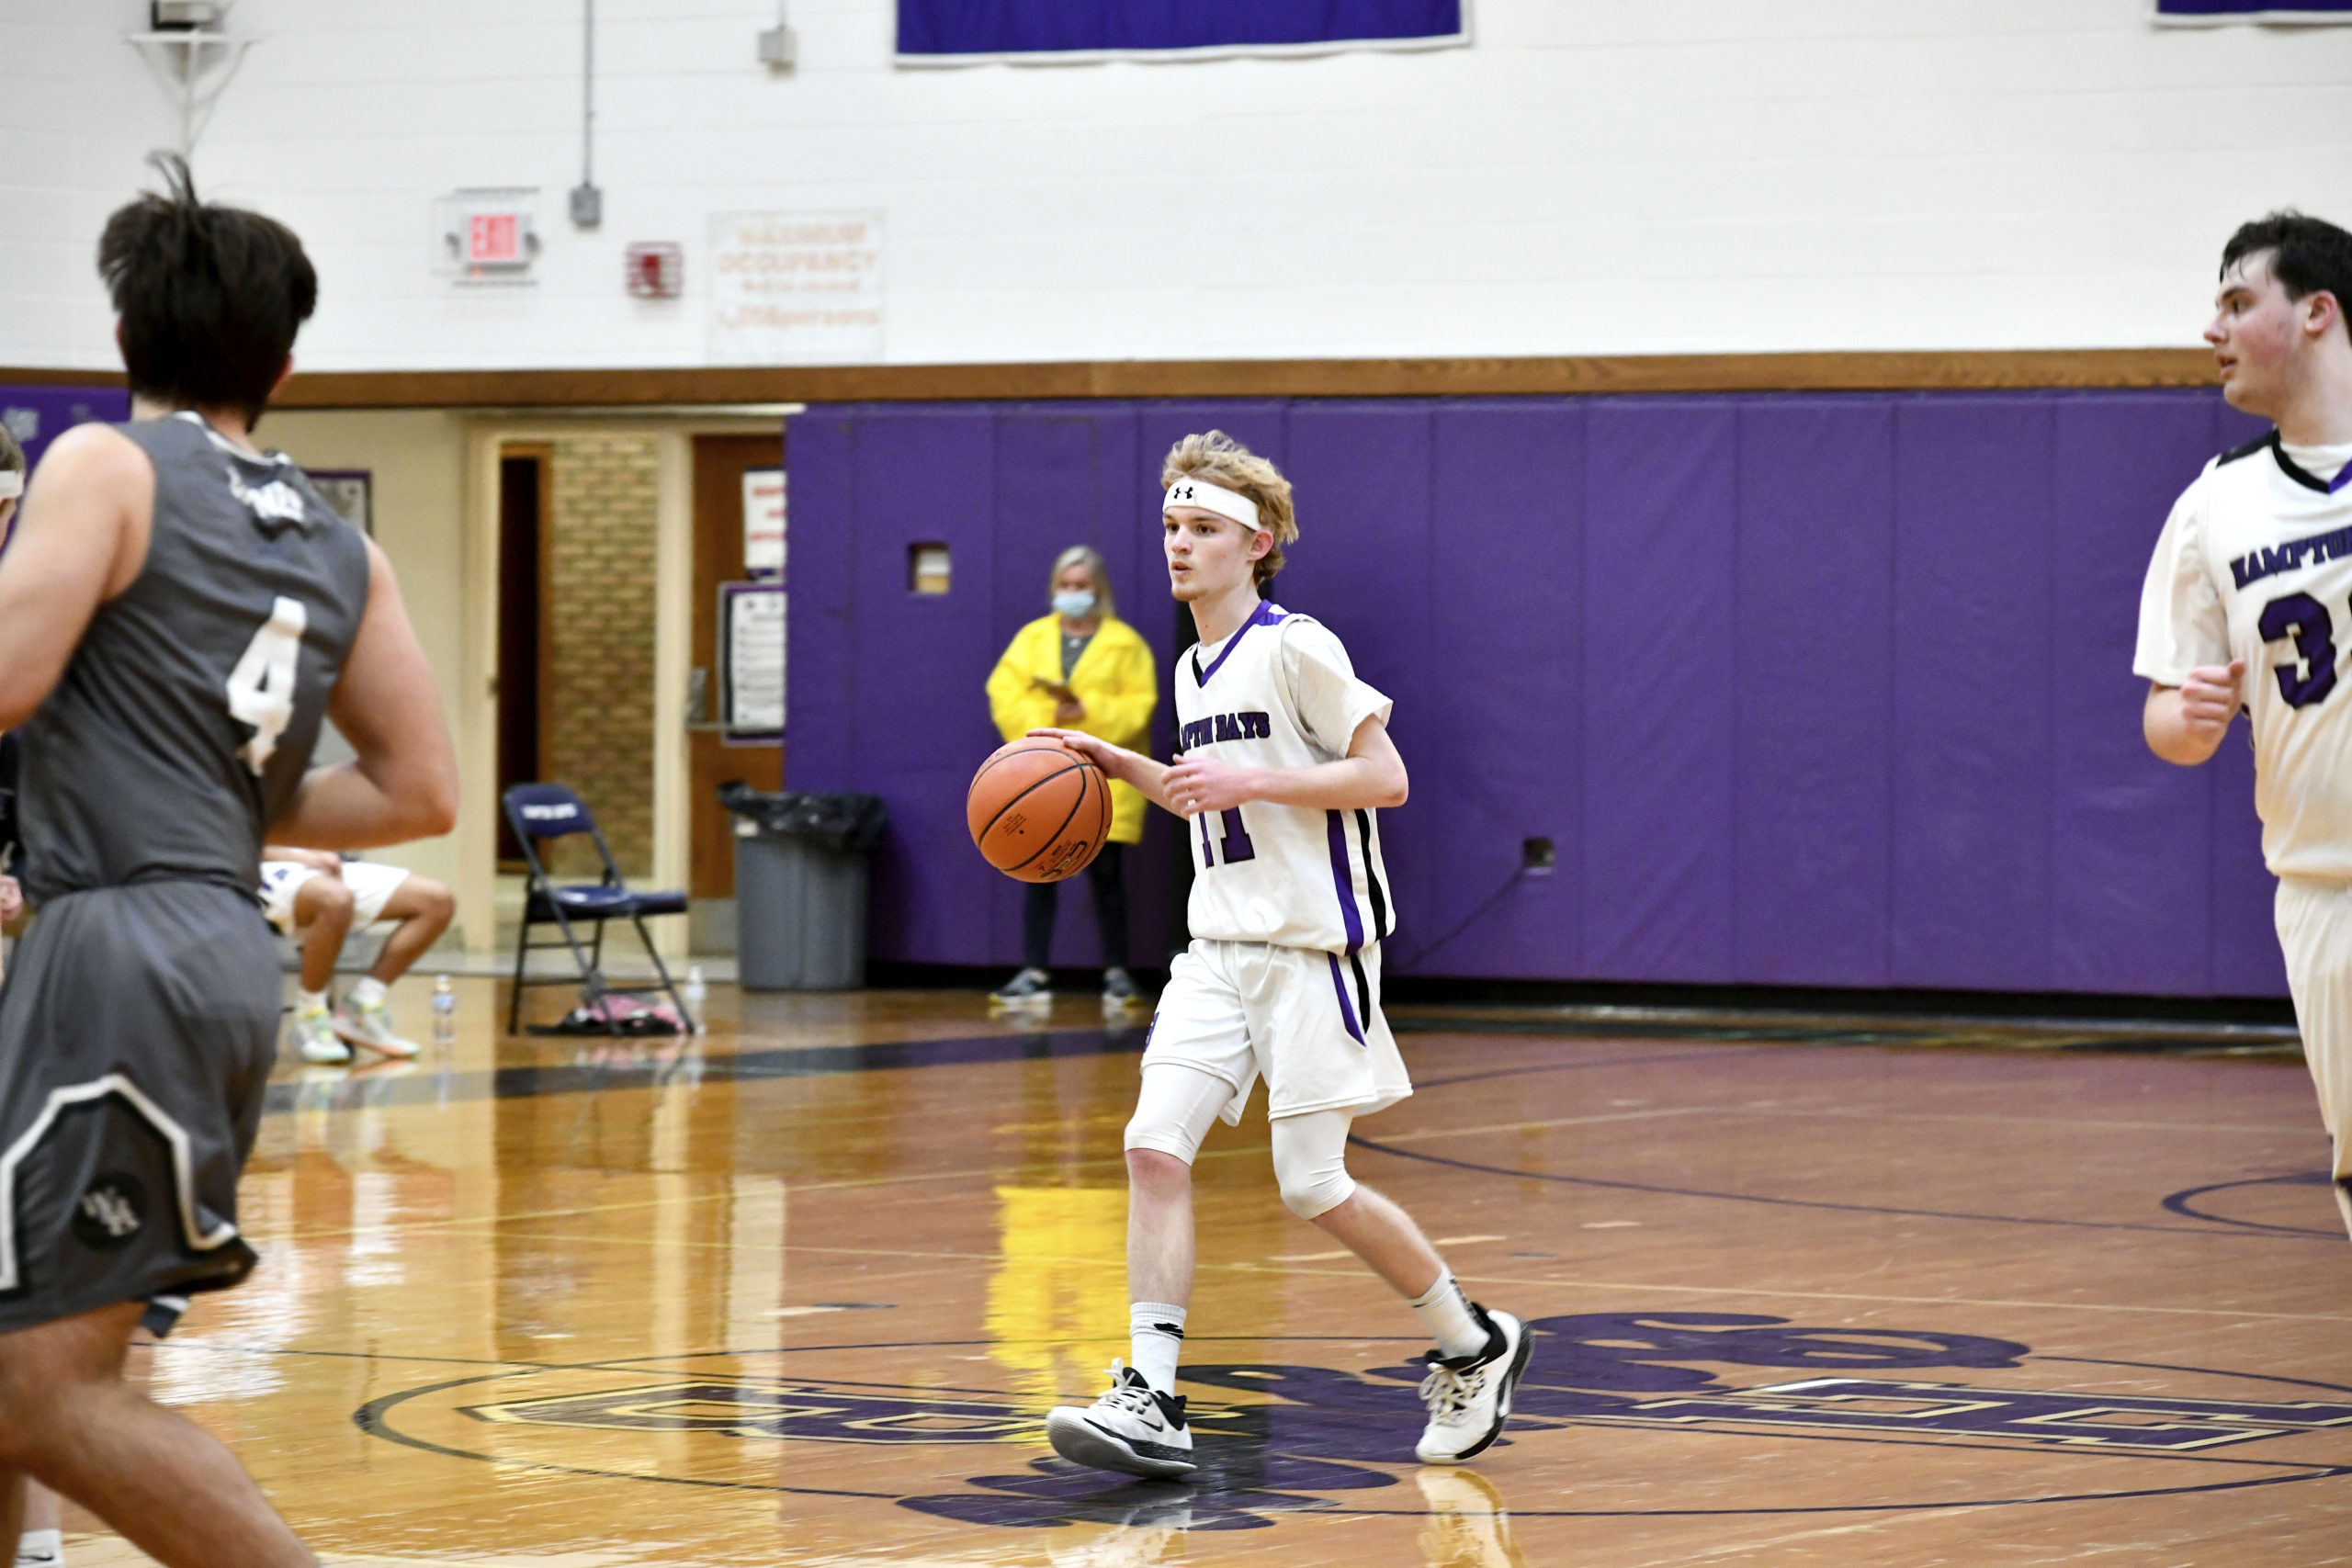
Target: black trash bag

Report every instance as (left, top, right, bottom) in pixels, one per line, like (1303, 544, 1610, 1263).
(718, 781, 889, 854)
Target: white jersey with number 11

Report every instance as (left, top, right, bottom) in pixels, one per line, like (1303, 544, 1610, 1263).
(1173, 601, 1396, 956)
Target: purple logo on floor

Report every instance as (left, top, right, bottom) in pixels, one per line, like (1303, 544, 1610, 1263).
(440, 1313, 2352, 1530)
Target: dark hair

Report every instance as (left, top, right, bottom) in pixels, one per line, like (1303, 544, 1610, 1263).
(97, 153, 317, 423)
(2221, 210, 2352, 341)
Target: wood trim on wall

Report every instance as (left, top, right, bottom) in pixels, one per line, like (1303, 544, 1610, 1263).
(0, 367, 129, 388)
(1, 348, 2221, 409)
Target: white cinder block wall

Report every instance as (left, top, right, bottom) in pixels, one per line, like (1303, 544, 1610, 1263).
(5, 0, 2351, 372)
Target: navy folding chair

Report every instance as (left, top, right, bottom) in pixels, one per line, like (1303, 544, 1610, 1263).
(503, 783, 689, 1034)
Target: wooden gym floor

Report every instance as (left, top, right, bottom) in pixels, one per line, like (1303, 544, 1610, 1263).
(48, 978, 2352, 1566)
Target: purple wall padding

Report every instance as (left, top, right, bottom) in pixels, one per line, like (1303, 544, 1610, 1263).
(1892, 400, 2058, 989)
(1582, 401, 1740, 982)
(1735, 400, 1896, 988)
(1427, 405, 1583, 976)
(788, 390, 2290, 998)
(0, 385, 133, 473)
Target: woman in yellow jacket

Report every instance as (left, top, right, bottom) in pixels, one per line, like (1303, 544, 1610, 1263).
(985, 546, 1157, 1006)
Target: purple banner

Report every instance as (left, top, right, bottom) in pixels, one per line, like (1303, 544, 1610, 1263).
(0, 385, 131, 476)
(897, 1, 1466, 62)
(2157, 0, 2352, 18)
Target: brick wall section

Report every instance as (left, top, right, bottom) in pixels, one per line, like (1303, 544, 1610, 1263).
(544, 434, 658, 879)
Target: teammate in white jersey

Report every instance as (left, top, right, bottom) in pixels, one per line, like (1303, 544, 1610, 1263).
(1036, 432, 1529, 1479)
(2136, 211, 2352, 1238)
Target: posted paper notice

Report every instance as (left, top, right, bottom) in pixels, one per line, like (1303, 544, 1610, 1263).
(709, 211, 884, 364)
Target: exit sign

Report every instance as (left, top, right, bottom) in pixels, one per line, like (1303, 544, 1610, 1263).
(435, 188, 539, 284)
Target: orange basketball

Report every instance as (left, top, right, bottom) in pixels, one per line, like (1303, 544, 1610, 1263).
(967, 739, 1111, 883)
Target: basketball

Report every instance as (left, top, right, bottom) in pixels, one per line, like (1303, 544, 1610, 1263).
(967, 739, 1110, 883)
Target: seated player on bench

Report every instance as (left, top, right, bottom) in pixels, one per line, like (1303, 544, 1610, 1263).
(260, 847, 454, 1064)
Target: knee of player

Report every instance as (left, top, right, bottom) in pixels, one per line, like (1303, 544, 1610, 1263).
(310, 877, 355, 923)
(414, 878, 456, 927)
(1278, 1163, 1356, 1222)
(0, 1392, 26, 1465)
(0, 1367, 63, 1465)
(1124, 1145, 1192, 1195)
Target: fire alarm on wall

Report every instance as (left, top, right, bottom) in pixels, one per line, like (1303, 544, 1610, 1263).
(626, 243, 684, 299)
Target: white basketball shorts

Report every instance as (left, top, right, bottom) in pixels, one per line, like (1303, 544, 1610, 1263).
(2275, 876, 2352, 1240)
(258, 861, 412, 937)
(1143, 937, 1412, 1124)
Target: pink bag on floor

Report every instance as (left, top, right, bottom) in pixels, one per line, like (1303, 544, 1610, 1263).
(541, 993, 685, 1036)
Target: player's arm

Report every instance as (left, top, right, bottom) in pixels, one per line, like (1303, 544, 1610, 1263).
(1161, 716, 1408, 816)
(1030, 728, 1182, 813)
(267, 538, 458, 848)
(0, 426, 153, 729)
(2143, 660, 2245, 767)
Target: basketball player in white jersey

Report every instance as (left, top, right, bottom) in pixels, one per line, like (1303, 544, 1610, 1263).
(2138, 211, 2352, 1238)
(1035, 432, 1529, 1479)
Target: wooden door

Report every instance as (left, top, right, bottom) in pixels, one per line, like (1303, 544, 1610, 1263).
(689, 434, 786, 922)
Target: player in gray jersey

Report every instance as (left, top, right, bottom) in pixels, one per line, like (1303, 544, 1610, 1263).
(2137, 211, 2352, 1240)
(0, 157, 457, 1567)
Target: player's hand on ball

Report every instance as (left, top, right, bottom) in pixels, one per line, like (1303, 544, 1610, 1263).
(1028, 728, 1117, 770)
(2179, 660, 2246, 739)
(1163, 755, 1253, 816)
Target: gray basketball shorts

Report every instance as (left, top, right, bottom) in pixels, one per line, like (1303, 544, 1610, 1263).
(0, 882, 280, 1336)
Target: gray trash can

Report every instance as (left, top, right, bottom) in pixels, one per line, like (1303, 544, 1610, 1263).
(721, 784, 888, 991)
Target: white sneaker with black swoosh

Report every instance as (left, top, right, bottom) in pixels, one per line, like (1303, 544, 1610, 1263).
(1416, 1306, 1531, 1464)
(1046, 1359, 1196, 1479)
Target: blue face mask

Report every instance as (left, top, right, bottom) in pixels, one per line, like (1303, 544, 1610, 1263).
(1053, 590, 1097, 619)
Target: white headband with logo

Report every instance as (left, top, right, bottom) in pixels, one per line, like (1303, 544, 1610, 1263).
(1162, 477, 1261, 528)
(0, 470, 20, 501)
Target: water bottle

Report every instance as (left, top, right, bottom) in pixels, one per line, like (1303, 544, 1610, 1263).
(431, 975, 457, 1048)
(682, 964, 707, 1035)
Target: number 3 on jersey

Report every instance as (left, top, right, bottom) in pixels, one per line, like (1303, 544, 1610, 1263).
(226, 596, 308, 774)
(2260, 591, 2341, 709)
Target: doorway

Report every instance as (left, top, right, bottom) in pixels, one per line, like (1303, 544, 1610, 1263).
(495, 444, 551, 867)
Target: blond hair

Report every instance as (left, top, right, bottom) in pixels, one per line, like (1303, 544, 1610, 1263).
(0, 423, 21, 480)
(1049, 544, 1114, 619)
(1159, 430, 1297, 588)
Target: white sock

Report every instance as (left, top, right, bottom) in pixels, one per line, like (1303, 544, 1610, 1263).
(1128, 1301, 1186, 1394)
(1408, 1270, 1489, 1361)
(350, 976, 389, 1008)
(15, 1527, 63, 1566)
(297, 987, 328, 1013)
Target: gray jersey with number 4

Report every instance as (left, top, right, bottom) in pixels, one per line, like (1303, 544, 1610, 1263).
(17, 412, 369, 904)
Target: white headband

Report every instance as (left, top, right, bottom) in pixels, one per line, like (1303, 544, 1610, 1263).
(1163, 476, 1261, 528)
(0, 470, 19, 501)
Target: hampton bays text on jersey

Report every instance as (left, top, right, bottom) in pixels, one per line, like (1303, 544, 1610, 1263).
(1177, 710, 1273, 751)
(2232, 522, 2352, 591)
